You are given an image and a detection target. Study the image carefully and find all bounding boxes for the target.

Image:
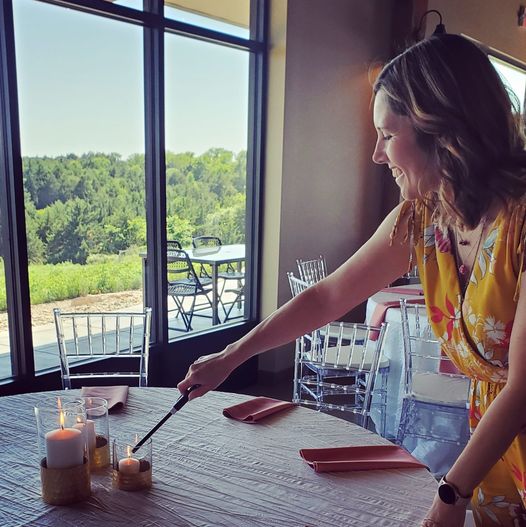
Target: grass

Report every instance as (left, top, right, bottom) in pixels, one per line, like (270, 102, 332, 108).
(0, 255, 142, 311)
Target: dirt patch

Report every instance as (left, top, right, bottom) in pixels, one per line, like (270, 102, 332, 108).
(0, 290, 143, 332)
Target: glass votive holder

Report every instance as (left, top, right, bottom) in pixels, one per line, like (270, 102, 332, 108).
(112, 437, 152, 491)
(34, 399, 90, 505)
(83, 397, 110, 470)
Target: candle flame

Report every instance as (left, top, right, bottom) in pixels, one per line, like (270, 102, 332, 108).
(127, 445, 132, 458)
(57, 397, 65, 430)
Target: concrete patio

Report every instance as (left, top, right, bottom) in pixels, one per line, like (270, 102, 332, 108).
(0, 290, 244, 378)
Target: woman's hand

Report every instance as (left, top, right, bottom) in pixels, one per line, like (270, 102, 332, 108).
(177, 349, 236, 400)
(421, 494, 467, 527)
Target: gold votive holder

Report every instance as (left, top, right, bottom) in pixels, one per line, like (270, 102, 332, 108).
(112, 437, 152, 491)
(90, 435, 111, 470)
(40, 456, 91, 505)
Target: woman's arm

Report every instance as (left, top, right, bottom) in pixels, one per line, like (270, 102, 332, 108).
(423, 272, 526, 526)
(178, 202, 413, 399)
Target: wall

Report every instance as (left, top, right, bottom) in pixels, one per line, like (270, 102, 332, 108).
(426, 0, 526, 62)
(259, 0, 403, 377)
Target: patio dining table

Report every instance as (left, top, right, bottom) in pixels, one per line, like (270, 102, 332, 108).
(141, 244, 245, 326)
(0, 387, 437, 526)
(185, 244, 245, 325)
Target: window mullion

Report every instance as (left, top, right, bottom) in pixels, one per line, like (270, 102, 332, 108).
(0, 0, 35, 382)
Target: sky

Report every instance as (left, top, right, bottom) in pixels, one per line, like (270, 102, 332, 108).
(12, 0, 249, 159)
(12, 1, 526, 160)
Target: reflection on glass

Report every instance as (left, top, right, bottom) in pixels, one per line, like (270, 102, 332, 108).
(490, 56, 526, 113)
(13, 0, 144, 372)
(164, 0, 250, 38)
(165, 34, 248, 337)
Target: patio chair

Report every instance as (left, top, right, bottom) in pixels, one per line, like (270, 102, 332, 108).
(193, 236, 245, 321)
(167, 248, 214, 331)
(397, 298, 471, 476)
(288, 271, 389, 436)
(54, 307, 152, 389)
(167, 239, 182, 250)
(167, 240, 184, 319)
(296, 255, 327, 285)
(293, 320, 388, 433)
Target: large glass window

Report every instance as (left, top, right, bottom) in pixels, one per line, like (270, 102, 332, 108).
(0, 0, 263, 391)
(490, 55, 526, 112)
(13, 0, 144, 373)
(165, 34, 249, 337)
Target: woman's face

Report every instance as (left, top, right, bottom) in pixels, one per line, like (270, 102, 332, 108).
(372, 89, 438, 200)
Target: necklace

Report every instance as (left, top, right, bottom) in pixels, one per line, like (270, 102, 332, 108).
(454, 217, 487, 278)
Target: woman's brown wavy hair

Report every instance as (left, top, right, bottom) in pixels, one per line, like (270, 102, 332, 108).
(373, 34, 526, 229)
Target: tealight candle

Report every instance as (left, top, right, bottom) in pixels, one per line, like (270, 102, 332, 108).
(118, 446, 140, 474)
(45, 409, 84, 469)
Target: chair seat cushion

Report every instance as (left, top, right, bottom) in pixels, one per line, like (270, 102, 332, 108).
(411, 372, 470, 406)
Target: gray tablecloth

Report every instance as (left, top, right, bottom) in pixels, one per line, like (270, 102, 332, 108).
(0, 387, 436, 526)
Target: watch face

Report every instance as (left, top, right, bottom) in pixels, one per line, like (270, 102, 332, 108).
(438, 483, 456, 505)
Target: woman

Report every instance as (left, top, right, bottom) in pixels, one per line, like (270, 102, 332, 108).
(178, 35, 526, 527)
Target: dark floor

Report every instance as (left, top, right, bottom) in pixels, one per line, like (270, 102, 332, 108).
(237, 376, 293, 401)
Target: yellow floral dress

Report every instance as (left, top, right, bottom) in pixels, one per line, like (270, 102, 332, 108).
(395, 199, 526, 526)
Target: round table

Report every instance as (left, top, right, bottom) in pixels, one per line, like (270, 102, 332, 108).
(0, 387, 437, 526)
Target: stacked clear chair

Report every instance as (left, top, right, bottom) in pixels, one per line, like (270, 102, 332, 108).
(293, 318, 388, 434)
(398, 298, 471, 476)
(296, 255, 327, 285)
(54, 308, 152, 389)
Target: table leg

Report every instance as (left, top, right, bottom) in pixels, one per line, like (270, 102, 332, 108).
(212, 264, 219, 325)
(141, 256, 147, 309)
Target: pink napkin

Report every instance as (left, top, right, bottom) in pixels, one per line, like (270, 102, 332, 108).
(223, 397, 295, 423)
(439, 358, 461, 375)
(300, 444, 427, 473)
(380, 287, 424, 296)
(81, 385, 129, 412)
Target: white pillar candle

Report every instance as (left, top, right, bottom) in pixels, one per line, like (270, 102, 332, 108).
(45, 427, 84, 469)
(74, 419, 97, 451)
(118, 446, 140, 474)
(86, 419, 96, 450)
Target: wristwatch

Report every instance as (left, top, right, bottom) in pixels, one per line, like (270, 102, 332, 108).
(437, 476, 472, 506)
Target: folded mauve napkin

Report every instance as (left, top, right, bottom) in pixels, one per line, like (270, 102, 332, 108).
(223, 396, 295, 423)
(380, 287, 424, 296)
(80, 385, 129, 412)
(300, 444, 427, 473)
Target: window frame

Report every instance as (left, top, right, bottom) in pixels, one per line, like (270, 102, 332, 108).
(462, 34, 526, 111)
(0, 0, 267, 395)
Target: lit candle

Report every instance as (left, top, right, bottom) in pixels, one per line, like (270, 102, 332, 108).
(45, 401, 84, 469)
(118, 445, 140, 474)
